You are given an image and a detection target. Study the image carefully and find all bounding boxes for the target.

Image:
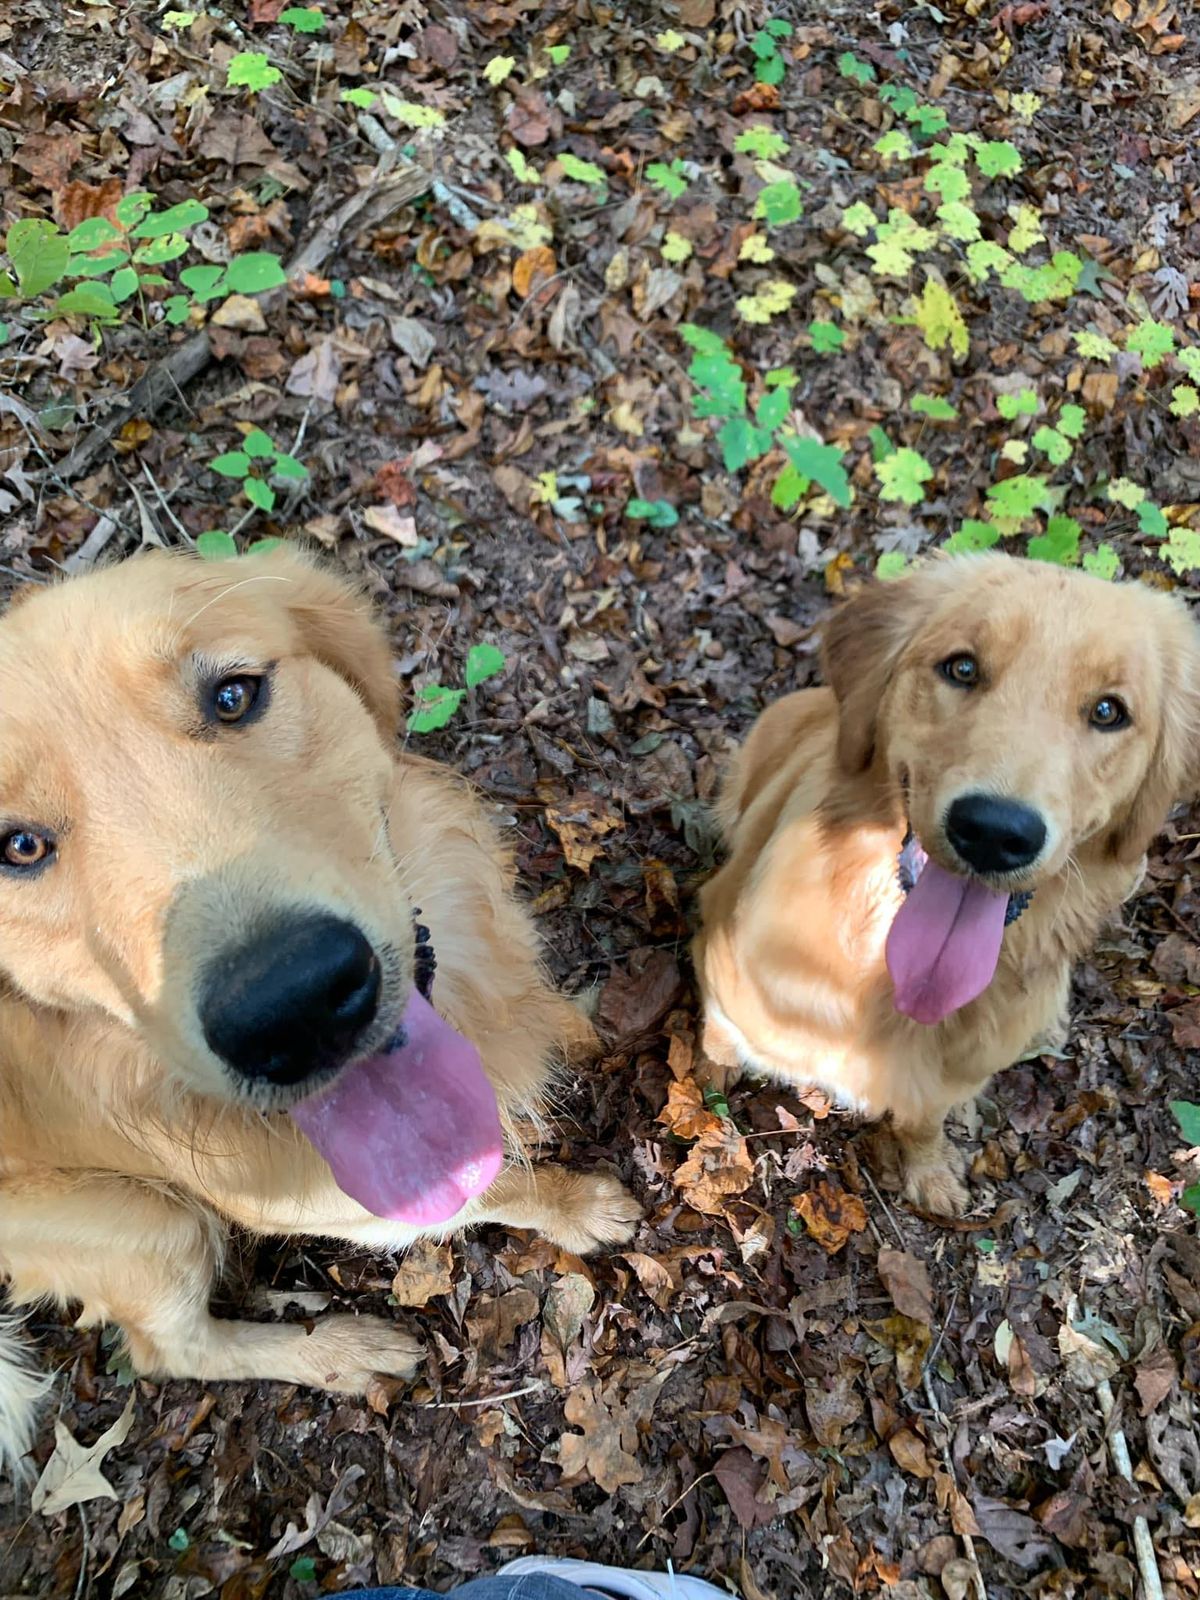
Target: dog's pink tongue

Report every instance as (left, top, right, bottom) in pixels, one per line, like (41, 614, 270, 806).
(289, 990, 503, 1226)
(886, 858, 1010, 1025)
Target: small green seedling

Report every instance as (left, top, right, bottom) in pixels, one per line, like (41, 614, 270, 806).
(209, 429, 308, 515)
(408, 644, 507, 735)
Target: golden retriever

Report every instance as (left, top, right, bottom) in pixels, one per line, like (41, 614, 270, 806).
(695, 554, 1200, 1216)
(0, 548, 638, 1476)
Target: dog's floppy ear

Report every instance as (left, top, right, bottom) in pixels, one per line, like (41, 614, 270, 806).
(821, 576, 923, 774)
(271, 550, 400, 739)
(1106, 607, 1200, 866)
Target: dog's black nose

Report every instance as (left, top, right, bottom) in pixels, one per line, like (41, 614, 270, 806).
(200, 914, 380, 1087)
(945, 793, 1047, 876)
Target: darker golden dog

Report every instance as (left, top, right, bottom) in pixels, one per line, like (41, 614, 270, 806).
(695, 554, 1200, 1215)
(0, 548, 638, 1475)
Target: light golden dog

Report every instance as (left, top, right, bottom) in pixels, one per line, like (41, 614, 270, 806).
(695, 554, 1200, 1215)
(0, 548, 638, 1475)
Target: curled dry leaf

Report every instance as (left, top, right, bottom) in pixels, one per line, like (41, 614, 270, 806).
(390, 1238, 455, 1308)
(792, 1180, 868, 1255)
(544, 794, 623, 874)
(876, 1248, 934, 1324)
(556, 1380, 643, 1494)
(673, 1124, 754, 1215)
(657, 1076, 722, 1141)
(32, 1397, 136, 1516)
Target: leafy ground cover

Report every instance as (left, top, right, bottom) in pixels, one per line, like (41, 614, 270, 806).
(1, 1, 1200, 1596)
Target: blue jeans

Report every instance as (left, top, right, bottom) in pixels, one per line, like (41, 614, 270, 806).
(347, 1582, 589, 1599)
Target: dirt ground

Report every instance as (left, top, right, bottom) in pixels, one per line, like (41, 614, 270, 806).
(2, 1, 1200, 1596)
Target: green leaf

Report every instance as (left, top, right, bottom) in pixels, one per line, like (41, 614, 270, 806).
(1136, 500, 1168, 537)
(718, 416, 772, 473)
(976, 140, 1023, 178)
(246, 537, 284, 556)
(7, 219, 70, 297)
(985, 474, 1047, 528)
(244, 477, 275, 512)
(765, 366, 798, 389)
(280, 5, 324, 29)
(907, 105, 948, 137)
(808, 320, 844, 355)
(54, 283, 119, 318)
(756, 52, 785, 85)
(735, 125, 789, 160)
(289, 1556, 318, 1583)
(225, 252, 288, 294)
(1032, 426, 1071, 466)
(227, 51, 282, 91)
(689, 349, 746, 418)
(937, 201, 981, 243)
(1160, 526, 1200, 576)
(274, 453, 309, 480)
(680, 323, 729, 356)
(911, 393, 958, 420)
(168, 1529, 190, 1553)
(242, 428, 275, 459)
(965, 239, 1012, 284)
(945, 520, 1001, 554)
(66, 217, 122, 252)
(131, 199, 208, 240)
(874, 129, 914, 162)
(483, 55, 516, 86)
(1027, 514, 1081, 566)
(876, 551, 909, 580)
(1170, 384, 1200, 419)
(196, 530, 238, 560)
(754, 179, 803, 227)
(879, 84, 918, 115)
(178, 263, 226, 302)
(646, 160, 689, 199)
(997, 389, 1039, 420)
(558, 153, 606, 188)
(771, 463, 808, 510)
(547, 43, 570, 64)
(1178, 347, 1200, 382)
(1082, 543, 1119, 580)
(115, 193, 155, 230)
(1183, 1185, 1200, 1218)
(755, 387, 789, 431)
(465, 642, 506, 688)
(211, 451, 251, 478)
(840, 201, 877, 237)
(133, 234, 189, 266)
(1172, 1101, 1200, 1146)
(782, 435, 851, 508)
(163, 294, 191, 325)
(836, 51, 874, 85)
(109, 266, 140, 304)
(764, 18, 792, 37)
(868, 425, 894, 462)
(925, 163, 971, 203)
(1074, 329, 1118, 362)
(341, 87, 377, 108)
(162, 10, 197, 26)
(625, 497, 680, 528)
(408, 683, 465, 734)
(875, 447, 933, 506)
(1057, 404, 1086, 439)
(914, 277, 968, 361)
(0, 275, 15, 299)
(1126, 317, 1175, 369)
(506, 148, 539, 183)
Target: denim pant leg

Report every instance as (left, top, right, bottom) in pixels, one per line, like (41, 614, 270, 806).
(346, 1578, 592, 1600)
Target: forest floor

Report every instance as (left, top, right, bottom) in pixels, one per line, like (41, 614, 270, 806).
(1, 0, 1200, 1597)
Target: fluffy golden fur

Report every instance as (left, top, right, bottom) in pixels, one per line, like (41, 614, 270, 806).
(695, 554, 1200, 1215)
(0, 549, 638, 1475)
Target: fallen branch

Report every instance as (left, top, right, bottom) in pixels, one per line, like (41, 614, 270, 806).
(53, 163, 431, 485)
(1097, 1378, 1164, 1600)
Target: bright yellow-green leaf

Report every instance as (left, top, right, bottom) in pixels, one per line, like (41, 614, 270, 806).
(1074, 329, 1117, 362)
(874, 129, 914, 162)
(484, 55, 516, 86)
(1011, 92, 1042, 120)
(655, 29, 685, 50)
(662, 230, 693, 263)
(506, 149, 540, 183)
(875, 447, 933, 506)
(735, 279, 797, 324)
(965, 240, 1012, 283)
(499, 205, 553, 250)
(531, 470, 558, 505)
(915, 277, 969, 361)
(381, 95, 446, 128)
(558, 152, 606, 188)
(1107, 478, 1146, 510)
(1178, 348, 1200, 382)
(1160, 527, 1200, 576)
(840, 202, 876, 237)
(1171, 384, 1200, 418)
(937, 201, 981, 242)
(1001, 439, 1029, 464)
(1006, 203, 1045, 255)
(162, 9, 196, 25)
(739, 234, 775, 263)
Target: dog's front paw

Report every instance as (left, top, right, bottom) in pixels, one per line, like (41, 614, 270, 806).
(902, 1152, 970, 1218)
(546, 1173, 642, 1254)
(301, 1314, 424, 1392)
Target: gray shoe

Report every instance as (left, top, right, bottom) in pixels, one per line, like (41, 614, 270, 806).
(498, 1555, 734, 1599)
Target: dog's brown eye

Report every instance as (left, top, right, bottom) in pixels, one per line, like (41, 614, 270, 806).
(1, 829, 53, 870)
(212, 675, 261, 724)
(939, 653, 979, 688)
(1089, 695, 1129, 730)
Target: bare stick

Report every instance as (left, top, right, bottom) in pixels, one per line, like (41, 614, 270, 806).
(1097, 1379, 1164, 1600)
(923, 1368, 989, 1600)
